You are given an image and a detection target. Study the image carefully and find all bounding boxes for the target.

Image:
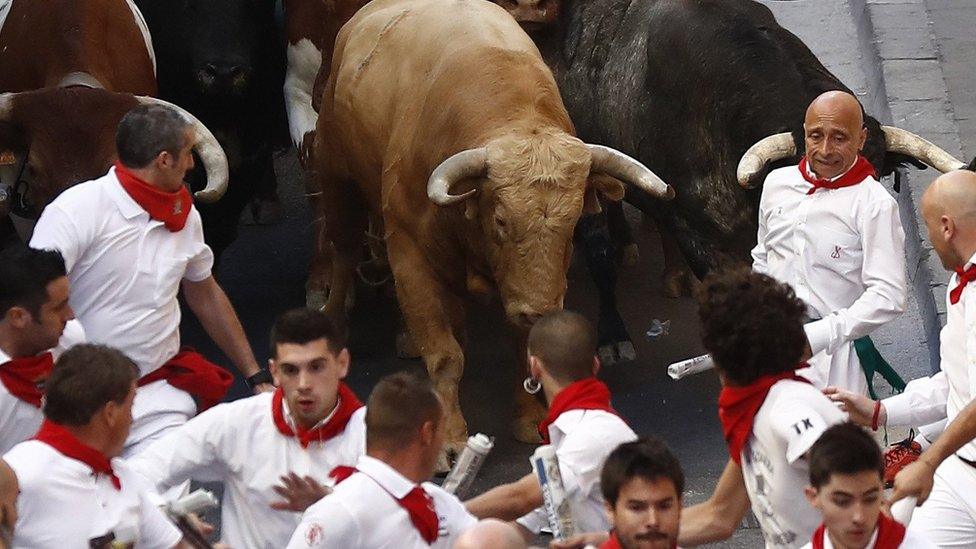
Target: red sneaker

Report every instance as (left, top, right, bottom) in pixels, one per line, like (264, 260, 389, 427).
(883, 438, 922, 488)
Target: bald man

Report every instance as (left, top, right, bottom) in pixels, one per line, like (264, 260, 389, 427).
(828, 170, 976, 544)
(752, 90, 907, 397)
(452, 519, 527, 549)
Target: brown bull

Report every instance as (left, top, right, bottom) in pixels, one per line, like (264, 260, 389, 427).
(312, 0, 673, 458)
(0, 0, 227, 228)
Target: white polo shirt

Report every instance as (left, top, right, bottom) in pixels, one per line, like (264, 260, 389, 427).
(517, 410, 637, 534)
(4, 439, 181, 549)
(0, 320, 86, 454)
(126, 391, 367, 549)
(798, 524, 936, 548)
(740, 380, 847, 549)
(752, 165, 906, 393)
(287, 455, 477, 548)
(30, 167, 214, 451)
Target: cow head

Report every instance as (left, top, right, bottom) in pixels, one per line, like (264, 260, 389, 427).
(428, 128, 673, 330)
(493, 0, 560, 29)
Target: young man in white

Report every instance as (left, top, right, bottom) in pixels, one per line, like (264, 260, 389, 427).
(0, 245, 85, 454)
(751, 91, 906, 397)
(287, 372, 477, 548)
(679, 269, 847, 548)
(126, 308, 366, 548)
(801, 423, 933, 549)
(3, 344, 193, 548)
(828, 169, 976, 545)
(465, 310, 637, 539)
(30, 104, 271, 457)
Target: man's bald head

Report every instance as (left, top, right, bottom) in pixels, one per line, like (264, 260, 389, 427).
(922, 170, 976, 270)
(452, 519, 527, 549)
(804, 91, 868, 179)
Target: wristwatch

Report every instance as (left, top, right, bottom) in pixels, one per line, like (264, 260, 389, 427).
(245, 369, 273, 390)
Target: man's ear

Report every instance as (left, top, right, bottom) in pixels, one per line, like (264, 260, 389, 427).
(419, 420, 436, 446)
(268, 358, 281, 386)
(804, 486, 820, 509)
(3, 306, 32, 330)
(942, 215, 955, 243)
(592, 355, 601, 377)
(528, 356, 543, 381)
(603, 500, 615, 526)
(337, 348, 351, 379)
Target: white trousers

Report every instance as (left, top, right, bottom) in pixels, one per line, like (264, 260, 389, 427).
(909, 455, 976, 546)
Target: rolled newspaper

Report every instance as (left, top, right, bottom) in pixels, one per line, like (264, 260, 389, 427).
(890, 496, 918, 526)
(442, 433, 493, 497)
(170, 489, 219, 516)
(531, 445, 576, 540)
(668, 353, 715, 380)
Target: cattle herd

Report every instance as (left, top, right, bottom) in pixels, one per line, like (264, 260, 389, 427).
(0, 0, 964, 456)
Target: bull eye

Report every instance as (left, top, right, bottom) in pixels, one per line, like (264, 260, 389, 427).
(494, 216, 506, 228)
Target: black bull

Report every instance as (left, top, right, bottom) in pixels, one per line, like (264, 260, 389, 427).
(513, 0, 925, 360)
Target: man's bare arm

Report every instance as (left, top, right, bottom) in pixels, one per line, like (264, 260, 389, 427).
(465, 473, 543, 521)
(678, 459, 750, 545)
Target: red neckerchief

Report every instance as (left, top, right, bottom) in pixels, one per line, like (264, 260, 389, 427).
(272, 383, 363, 448)
(599, 530, 676, 549)
(34, 419, 121, 490)
(718, 365, 811, 464)
(0, 352, 54, 408)
(138, 348, 233, 412)
(798, 155, 877, 195)
(538, 377, 620, 444)
(811, 512, 906, 549)
(950, 265, 976, 305)
(329, 464, 439, 544)
(114, 161, 192, 232)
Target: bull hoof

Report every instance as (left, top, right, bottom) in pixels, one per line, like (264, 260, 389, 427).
(663, 269, 695, 298)
(619, 243, 640, 267)
(396, 330, 421, 359)
(598, 340, 637, 366)
(250, 198, 283, 226)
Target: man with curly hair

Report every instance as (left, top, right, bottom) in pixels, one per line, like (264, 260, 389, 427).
(678, 268, 847, 549)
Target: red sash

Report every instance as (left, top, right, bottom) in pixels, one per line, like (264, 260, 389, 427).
(329, 465, 439, 544)
(599, 532, 622, 549)
(799, 155, 877, 195)
(950, 265, 976, 305)
(718, 366, 811, 464)
(138, 348, 233, 412)
(538, 378, 620, 444)
(272, 383, 363, 448)
(811, 512, 906, 548)
(115, 161, 192, 232)
(0, 352, 54, 408)
(34, 419, 120, 489)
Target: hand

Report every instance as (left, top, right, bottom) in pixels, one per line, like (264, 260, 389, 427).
(892, 459, 937, 505)
(550, 531, 609, 549)
(253, 382, 275, 395)
(185, 513, 215, 537)
(823, 386, 883, 427)
(271, 472, 331, 512)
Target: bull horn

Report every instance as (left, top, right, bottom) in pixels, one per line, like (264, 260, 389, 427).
(587, 144, 674, 200)
(737, 133, 796, 189)
(882, 126, 965, 173)
(135, 96, 229, 203)
(427, 148, 487, 206)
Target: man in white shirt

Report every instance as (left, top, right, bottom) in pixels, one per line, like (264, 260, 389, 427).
(827, 169, 976, 545)
(800, 423, 933, 549)
(679, 269, 847, 548)
(3, 343, 194, 548)
(0, 245, 84, 454)
(465, 311, 637, 538)
(127, 308, 367, 548)
(29, 104, 271, 457)
(287, 372, 477, 548)
(752, 90, 907, 397)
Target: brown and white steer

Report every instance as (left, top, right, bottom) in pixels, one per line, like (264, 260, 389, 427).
(312, 0, 673, 459)
(0, 0, 228, 231)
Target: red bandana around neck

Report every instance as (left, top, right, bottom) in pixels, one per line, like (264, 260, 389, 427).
(329, 464, 439, 544)
(718, 365, 811, 464)
(599, 530, 676, 549)
(538, 377, 620, 444)
(798, 155, 877, 195)
(0, 352, 54, 408)
(114, 161, 192, 232)
(950, 265, 976, 305)
(811, 512, 906, 549)
(34, 419, 121, 489)
(272, 383, 363, 448)
(138, 348, 233, 412)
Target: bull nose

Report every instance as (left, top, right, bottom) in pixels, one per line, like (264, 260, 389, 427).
(198, 62, 251, 89)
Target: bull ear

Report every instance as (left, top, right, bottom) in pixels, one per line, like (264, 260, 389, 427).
(588, 174, 626, 201)
(582, 188, 602, 215)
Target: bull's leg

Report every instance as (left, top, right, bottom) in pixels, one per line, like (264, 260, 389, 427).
(658, 222, 697, 298)
(575, 213, 635, 366)
(248, 150, 283, 226)
(606, 198, 639, 267)
(387, 232, 468, 470)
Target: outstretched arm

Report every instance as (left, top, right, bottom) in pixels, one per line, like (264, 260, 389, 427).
(465, 473, 543, 521)
(678, 459, 750, 545)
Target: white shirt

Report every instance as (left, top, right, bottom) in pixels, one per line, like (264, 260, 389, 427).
(287, 454, 477, 548)
(4, 439, 181, 549)
(126, 392, 367, 549)
(752, 165, 906, 392)
(798, 523, 936, 548)
(516, 410, 637, 534)
(741, 380, 847, 548)
(0, 320, 85, 454)
(884, 253, 976, 458)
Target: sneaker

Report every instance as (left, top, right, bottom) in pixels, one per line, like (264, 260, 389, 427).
(883, 438, 922, 488)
